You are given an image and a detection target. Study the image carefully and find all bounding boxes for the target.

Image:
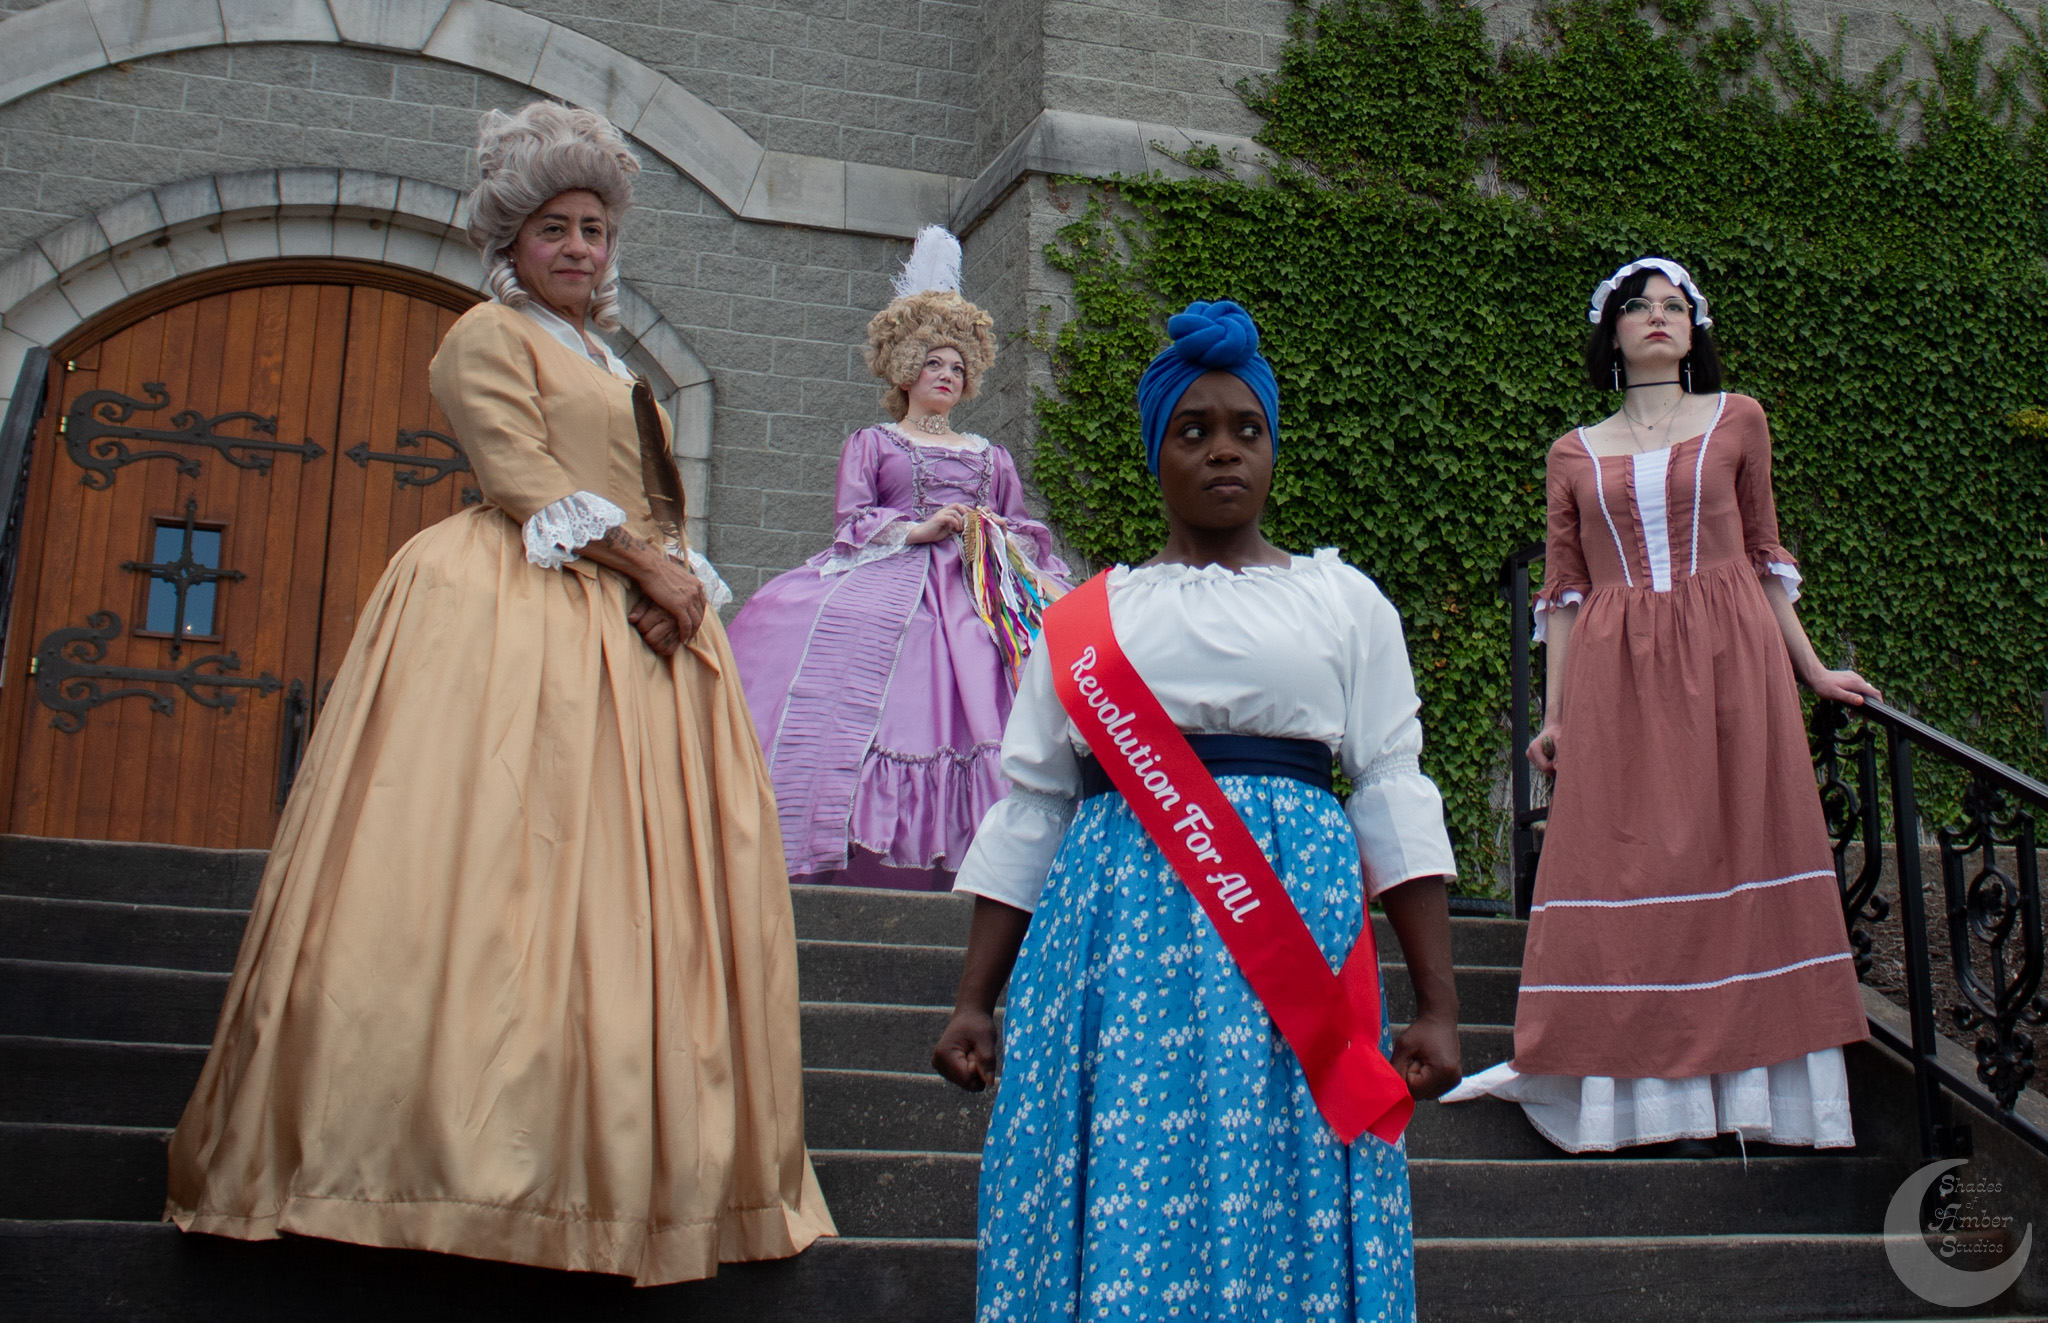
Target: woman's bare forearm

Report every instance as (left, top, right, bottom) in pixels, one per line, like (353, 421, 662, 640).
(1761, 576, 1823, 684)
(1379, 874, 1458, 1023)
(1541, 604, 1575, 727)
(953, 895, 1032, 1015)
(573, 522, 666, 580)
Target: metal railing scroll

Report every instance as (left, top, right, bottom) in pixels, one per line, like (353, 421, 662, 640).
(1812, 697, 2047, 1160)
(1501, 545, 2047, 1162)
(1498, 540, 1547, 918)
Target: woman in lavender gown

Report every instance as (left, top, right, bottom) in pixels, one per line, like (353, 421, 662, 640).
(727, 228, 1069, 891)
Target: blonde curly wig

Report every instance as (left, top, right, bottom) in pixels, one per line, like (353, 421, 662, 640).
(864, 290, 997, 421)
(468, 102, 640, 331)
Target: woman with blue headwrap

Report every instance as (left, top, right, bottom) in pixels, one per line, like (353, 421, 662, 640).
(932, 301, 1462, 1320)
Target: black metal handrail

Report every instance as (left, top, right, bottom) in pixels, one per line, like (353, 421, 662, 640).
(1500, 545, 2047, 1162)
(1813, 697, 2048, 1160)
(0, 348, 52, 669)
(1497, 540, 1546, 917)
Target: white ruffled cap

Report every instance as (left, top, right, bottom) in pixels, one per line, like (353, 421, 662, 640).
(1587, 257, 1713, 328)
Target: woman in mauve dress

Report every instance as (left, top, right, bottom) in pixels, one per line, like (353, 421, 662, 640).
(1444, 258, 1880, 1153)
(726, 227, 1069, 891)
(165, 103, 833, 1282)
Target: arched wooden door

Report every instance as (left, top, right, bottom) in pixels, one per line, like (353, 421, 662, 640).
(0, 261, 482, 848)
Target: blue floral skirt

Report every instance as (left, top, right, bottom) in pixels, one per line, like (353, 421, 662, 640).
(976, 776, 1415, 1322)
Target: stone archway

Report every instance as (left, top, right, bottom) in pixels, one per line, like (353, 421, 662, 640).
(0, 0, 951, 241)
(0, 169, 713, 550)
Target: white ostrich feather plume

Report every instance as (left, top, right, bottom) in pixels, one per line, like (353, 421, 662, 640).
(892, 225, 963, 300)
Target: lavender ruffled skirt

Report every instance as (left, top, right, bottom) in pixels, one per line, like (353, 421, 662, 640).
(727, 539, 1016, 890)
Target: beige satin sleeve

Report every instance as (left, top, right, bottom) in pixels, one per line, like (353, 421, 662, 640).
(429, 308, 582, 523)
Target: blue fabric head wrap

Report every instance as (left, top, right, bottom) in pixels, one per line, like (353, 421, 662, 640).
(1136, 300, 1280, 475)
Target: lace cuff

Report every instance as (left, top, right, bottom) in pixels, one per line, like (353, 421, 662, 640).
(951, 785, 1076, 913)
(675, 546, 734, 611)
(1761, 560, 1801, 604)
(524, 491, 627, 570)
(1345, 767, 1459, 897)
(818, 519, 914, 576)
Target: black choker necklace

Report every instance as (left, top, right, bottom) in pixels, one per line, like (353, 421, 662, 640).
(1622, 381, 1682, 389)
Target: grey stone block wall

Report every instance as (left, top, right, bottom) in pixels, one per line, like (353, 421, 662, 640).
(495, 0, 985, 177)
(0, 47, 505, 250)
(1038, 0, 1295, 139)
(975, 0, 1044, 161)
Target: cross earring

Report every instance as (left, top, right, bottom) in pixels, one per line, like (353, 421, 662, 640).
(1682, 360, 1693, 392)
(1611, 361, 1623, 391)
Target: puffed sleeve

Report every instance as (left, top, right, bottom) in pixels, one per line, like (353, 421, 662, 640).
(1534, 438, 1590, 642)
(1732, 398, 1802, 602)
(428, 308, 582, 525)
(951, 644, 1082, 912)
(1334, 569, 1459, 896)
(818, 429, 920, 574)
(988, 445, 1071, 585)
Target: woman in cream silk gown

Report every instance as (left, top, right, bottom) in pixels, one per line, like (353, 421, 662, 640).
(163, 102, 833, 1286)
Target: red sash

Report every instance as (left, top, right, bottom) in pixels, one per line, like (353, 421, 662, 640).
(1044, 572, 1414, 1145)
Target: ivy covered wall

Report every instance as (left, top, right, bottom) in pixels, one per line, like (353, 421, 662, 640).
(1031, 0, 2048, 888)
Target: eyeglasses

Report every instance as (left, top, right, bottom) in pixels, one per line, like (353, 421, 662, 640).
(1620, 297, 1692, 321)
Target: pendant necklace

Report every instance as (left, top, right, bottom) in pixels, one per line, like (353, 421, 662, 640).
(1622, 390, 1683, 453)
(910, 412, 952, 437)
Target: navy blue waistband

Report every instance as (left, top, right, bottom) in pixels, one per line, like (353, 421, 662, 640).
(1078, 733, 1335, 800)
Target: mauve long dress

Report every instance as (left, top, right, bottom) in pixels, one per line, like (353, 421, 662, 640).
(726, 425, 1069, 890)
(1516, 392, 1867, 1081)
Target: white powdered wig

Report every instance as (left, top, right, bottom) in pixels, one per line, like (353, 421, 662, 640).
(892, 225, 963, 300)
(468, 102, 641, 331)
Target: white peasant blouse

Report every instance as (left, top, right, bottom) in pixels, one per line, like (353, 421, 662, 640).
(953, 549, 1459, 913)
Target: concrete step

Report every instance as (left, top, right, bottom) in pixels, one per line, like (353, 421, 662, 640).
(0, 1122, 167, 1221)
(1413, 1233, 2027, 1321)
(0, 836, 265, 910)
(0, 959, 226, 1044)
(789, 886, 973, 947)
(1390, 964, 1517, 1026)
(800, 1002, 957, 1074)
(0, 1037, 205, 1128)
(797, 940, 963, 1007)
(0, 835, 1529, 965)
(1408, 1155, 1906, 1237)
(1, 1218, 2021, 1323)
(2, 1039, 1002, 1158)
(0, 1121, 976, 1239)
(1386, 915, 1526, 969)
(0, 895, 246, 974)
(0, 1114, 1905, 1244)
(0, 1219, 976, 1322)
(801, 1069, 995, 1155)
(0, 1033, 1562, 1162)
(810, 1151, 978, 1240)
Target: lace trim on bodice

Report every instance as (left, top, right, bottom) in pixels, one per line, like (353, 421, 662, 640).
(877, 425, 995, 514)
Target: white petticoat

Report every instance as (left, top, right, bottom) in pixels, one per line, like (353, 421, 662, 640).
(1440, 1047, 1854, 1152)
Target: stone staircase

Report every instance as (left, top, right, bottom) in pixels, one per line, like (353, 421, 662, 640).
(0, 834, 2039, 1320)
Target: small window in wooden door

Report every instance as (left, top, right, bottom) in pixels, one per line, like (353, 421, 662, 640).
(130, 503, 233, 653)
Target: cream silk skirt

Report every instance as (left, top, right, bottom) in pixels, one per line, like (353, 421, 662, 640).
(165, 508, 834, 1285)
